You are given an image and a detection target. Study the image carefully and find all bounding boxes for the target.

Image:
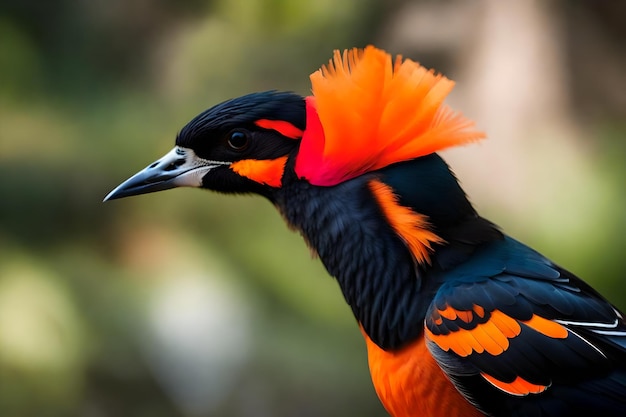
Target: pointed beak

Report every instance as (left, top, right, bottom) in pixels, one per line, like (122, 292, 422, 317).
(103, 147, 229, 201)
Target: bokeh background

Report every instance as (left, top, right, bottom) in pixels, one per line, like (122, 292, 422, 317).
(1, 1, 624, 416)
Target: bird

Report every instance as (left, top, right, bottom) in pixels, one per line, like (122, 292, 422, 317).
(104, 46, 626, 417)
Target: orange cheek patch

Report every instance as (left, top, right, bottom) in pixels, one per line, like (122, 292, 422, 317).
(255, 119, 303, 139)
(230, 156, 288, 187)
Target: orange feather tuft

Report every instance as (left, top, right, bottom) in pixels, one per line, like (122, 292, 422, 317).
(296, 45, 485, 186)
(368, 179, 444, 265)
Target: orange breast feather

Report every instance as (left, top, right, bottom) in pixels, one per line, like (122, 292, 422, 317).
(362, 329, 484, 417)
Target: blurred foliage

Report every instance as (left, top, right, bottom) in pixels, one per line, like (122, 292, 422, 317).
(0, 1, 624, 417)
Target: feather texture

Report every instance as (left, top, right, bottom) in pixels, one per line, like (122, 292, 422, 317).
(295, 46, 485, 186)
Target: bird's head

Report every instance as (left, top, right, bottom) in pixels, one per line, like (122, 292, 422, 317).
(104, 91, 306, 201)
(105, 46, 484, 203)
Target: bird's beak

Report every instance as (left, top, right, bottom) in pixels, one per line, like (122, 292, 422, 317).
(103, 146, 229, 201)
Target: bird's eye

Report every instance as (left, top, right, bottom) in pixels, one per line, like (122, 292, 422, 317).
(227, 130, 249, 151)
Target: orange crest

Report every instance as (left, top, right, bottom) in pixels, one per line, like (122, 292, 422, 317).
(295, 46, 485, 186)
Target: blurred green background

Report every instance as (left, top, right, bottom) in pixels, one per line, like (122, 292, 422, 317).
(0, 1, 624, 416)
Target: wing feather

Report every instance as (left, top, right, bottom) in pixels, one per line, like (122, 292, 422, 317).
(425, 237, 626, 416)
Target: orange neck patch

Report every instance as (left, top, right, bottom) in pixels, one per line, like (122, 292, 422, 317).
(369, 179, 444, 265)
(230, 156, 288, 188)
(295, 46, 485, 186)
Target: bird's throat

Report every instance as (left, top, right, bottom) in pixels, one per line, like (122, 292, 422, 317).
(275, 176, 432, 350)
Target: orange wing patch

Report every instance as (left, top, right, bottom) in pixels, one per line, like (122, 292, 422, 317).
(230, 156, 288, 187)
(426, 306, 568, 358)
(369, 179, 444, 265)
(481, 373, 549, 397)
(426, 308, 520, 357)
(426, 304, 569, 397)
(522, 313, 568, 339)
